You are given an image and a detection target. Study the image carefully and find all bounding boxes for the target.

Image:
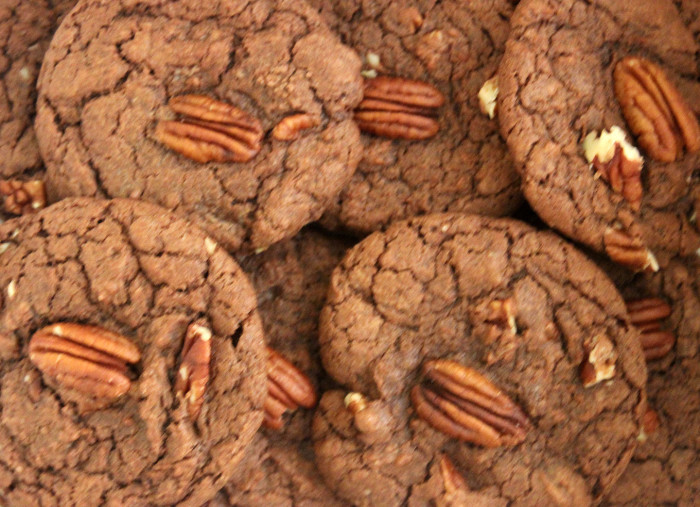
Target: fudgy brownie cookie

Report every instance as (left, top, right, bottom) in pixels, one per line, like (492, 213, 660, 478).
(499, 0, 700, 271)
(0, 198, 267, 506)
(315, 213, 647, 506)
(223, 228, 352, 506)
(310, 0, 521, 234)
(35, 0, 364, 253)
(0, 0, 75, 179)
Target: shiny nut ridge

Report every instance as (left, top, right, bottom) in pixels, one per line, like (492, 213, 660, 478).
(264, 346, 317, 430)
(411, 359, 530, 447)
(174, 322, 211, 420)
(155, 94, 263, 163)
(579, 334, 617, 388)
(29, 323, 141, 400)
(0, 179, 46, 215)
(354, 76, 445, 140)
(614, 56, 700, 162)
(603, 227, 658, 272)
(271, 113, 319, 141)
(625, 298, 675, 361)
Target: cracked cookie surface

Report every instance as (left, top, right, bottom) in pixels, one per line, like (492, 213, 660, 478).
(35, 0, 363, 253)
(315, 213, 646, 506)
(498, 0, 700, 266)
(310, 0, 521, 235)
(0, 198, 267, 506)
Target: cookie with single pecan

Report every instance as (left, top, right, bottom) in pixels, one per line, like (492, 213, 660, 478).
(35, 0, 363, 253)
(309, 0, 522, 235)
(315, 213, 647, 506)
(0, 198, 267, 505)
(498, 0, 700, 271)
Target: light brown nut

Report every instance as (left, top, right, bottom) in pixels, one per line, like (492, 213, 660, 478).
(411, 359, 530, 447)
(263, 346, 317, 430)
(625, 297, 675, 361)
(614, 56, 700, 162)
(354, 76, 444, 140)
(603, 227, 658, 272)
(174, 322, 211, 421)
(0, 180, 47, 215)
(271, 113, 319, 141)
(155, 94, 263, 163)
(29, 323, 141, 400)
(579, 334, 617, 388)
(439, 454, 468, 494)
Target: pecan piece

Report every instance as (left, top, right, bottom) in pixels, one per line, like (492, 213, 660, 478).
(174, 322, 211, 420)
(603, 227, 658, 272)
(29, 323, 140, 400)
(614, 56, 700, 162)
(579, 334, 617, 388)
(354, 76, 445, 140)
(411, 359, 530, 447)
(625, 298, 675, 361)
(156, 94, 263, 163)
(0, 180, 46, 215)
(271, 113, 319, 141)
(264, 347, 317, 430)
(439, 453, 468, 494)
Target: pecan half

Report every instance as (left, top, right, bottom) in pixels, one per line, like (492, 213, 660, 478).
(614, 56, 700, 162)
(174, 322, 211, 420)
(603, 227, 658, 272)
(579, 334, 617, 388)
(354, 76, 445, 140)
(264, 347, 317, 430)
(29, 323, 140, 400)
(271, 113, 319, 141)
(411, 359, 530, 447)
(0, 180, 46, 215)
(625, 298, 675, 361)
(156, 95, 263, 163)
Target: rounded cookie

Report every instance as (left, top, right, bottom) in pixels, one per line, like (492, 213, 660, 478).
(310, 0, 521, 234)
(0, 198, 267, 506)
(35, 0, 363, 253)
(315, 213, 647, 506)
(499, 0, 700, 270)
(223, 228, 352, 506)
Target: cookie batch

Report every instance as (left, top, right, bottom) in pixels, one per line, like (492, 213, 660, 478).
(0, 0, 697, 506)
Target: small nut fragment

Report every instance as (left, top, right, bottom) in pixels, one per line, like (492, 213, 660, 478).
(0, 180, 47, 215)
(614, 56, 700, 162)
(29, 323, 141, 400)
(439, 454, 468, 494)
(156, 94, 263, 163)
(478, 76, 499, 119)
(271, 113, 319, 141)
(604, 227, 658, 272)
(174, 322, 211, 420)
(354, 76, 445, 140)
(583, 126, 644, 210)
(264, 347, 317, 430)
(579, 334, 617, 388)
(625, 298, 675, 361)
(411, 359, 530, 447)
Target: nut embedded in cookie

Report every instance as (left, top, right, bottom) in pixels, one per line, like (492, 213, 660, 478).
(174, 322, 212, 420)
(0, 179, 47, 215)
(603, 227, 659, 272)
(625, 297, 675, 361)
(264, 346, 317, 430)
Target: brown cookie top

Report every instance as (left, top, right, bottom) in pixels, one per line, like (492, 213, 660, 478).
(0, 0, 75, 179)
(499, 0, 700, 271)
(315, 213, 646, 506)
(0, 198, 266, 506)
(35, 0, 364, 253)
(310, 0, 521, 235)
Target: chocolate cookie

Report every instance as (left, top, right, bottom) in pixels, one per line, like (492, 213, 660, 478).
(315, 213, 647, 505)
(310, 0, 521, 235)
(35, 0, 364, 253)
(498, 0, 700, 271)
(0, 198, 267, 505)
(0, 0, 75, 179)
(223, 228, 352, 506)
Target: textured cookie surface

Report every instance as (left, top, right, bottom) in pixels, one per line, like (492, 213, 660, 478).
(499, 0, 700, 265)
(0, 198, 266, 506)
(36, 0, 363, 253)
(316, 213, 647, 506)
(311, 0, 521, 234)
